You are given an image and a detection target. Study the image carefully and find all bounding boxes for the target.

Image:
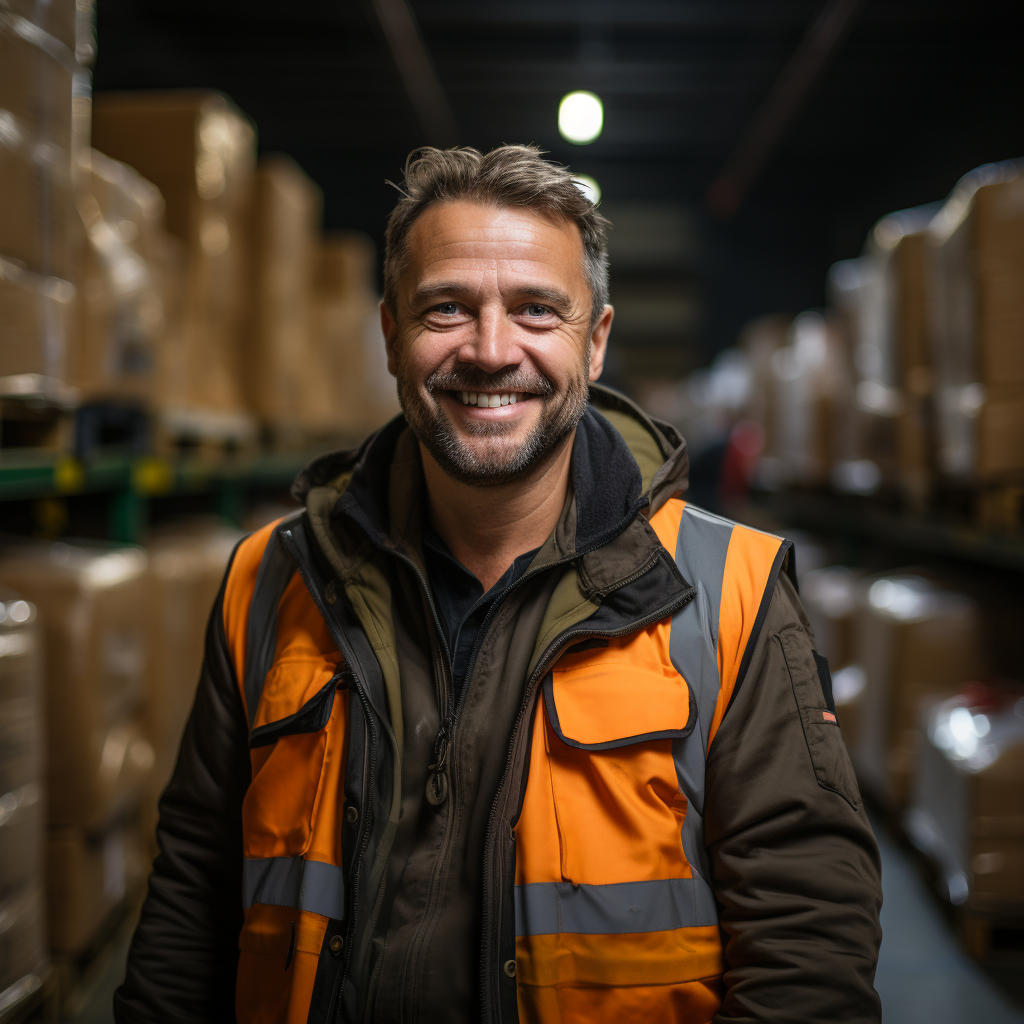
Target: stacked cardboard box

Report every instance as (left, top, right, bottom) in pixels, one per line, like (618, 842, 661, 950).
(0, 589, 48, 1006)
(762, 311, 853, 487)
(143, 522, 241, 848)
(928, 161, 1024, 483)
(91, 91, 256, 418)
(243, 156, 323, 433)
(69, 148, 167, 403)
(907, 683, 1024, 913)
(0, 0, 79, 389)
(0, 543, 153, 954)
(305, 233, 398, 438)
(850, 573, 984, 811)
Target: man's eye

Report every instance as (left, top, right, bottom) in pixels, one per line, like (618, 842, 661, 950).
(525, 304, 549, 317)
(436, 302, 460, 315)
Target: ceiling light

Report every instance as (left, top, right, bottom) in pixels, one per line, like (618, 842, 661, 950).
(572, 174, 601, 205)
(558, 91, 603, 145)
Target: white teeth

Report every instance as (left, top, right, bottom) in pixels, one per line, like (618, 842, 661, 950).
(488, 394, 501, 408)
(500, 394, 509, 406)
(460, 391, 469, 405)
(469, 392, 478, 405)
(460, 391, 523, 407)
(509, 393, 517, 404)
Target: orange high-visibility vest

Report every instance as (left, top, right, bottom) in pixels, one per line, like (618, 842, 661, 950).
(221, 499, 789, 1024)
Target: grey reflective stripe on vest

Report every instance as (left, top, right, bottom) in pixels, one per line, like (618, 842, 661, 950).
(243, 856, 345, 919)
(515, 876, 718, 936)
(667, 505, 735, 920)
(243, 522, 300, 732)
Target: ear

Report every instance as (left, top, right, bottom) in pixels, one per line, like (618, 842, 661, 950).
(381, 301, 399, 377)
(587, 304, 614, 381)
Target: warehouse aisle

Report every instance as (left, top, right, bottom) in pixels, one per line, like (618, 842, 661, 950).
(872, 814, 1024, 1024)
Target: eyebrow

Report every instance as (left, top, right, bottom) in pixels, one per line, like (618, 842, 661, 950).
(412, 282, 574, 315)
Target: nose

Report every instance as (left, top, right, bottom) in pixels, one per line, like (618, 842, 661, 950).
(456, 305, 524, 373)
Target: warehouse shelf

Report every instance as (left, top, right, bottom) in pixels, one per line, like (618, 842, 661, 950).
(752, 488, 1024, 573)
(0, 450, 313, 503)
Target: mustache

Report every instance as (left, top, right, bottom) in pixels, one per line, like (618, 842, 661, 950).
(426, 367, 554, 397)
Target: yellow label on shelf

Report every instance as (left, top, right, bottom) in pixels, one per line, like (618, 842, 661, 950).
(53, 456, 85, 493)
(132, 457, 174, 495)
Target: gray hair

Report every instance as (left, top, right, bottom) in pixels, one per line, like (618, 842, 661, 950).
(383, 145, 609, 327)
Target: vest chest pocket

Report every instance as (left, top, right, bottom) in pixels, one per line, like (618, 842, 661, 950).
(242, 658, 346, 859)
(514, 653, 724, 993)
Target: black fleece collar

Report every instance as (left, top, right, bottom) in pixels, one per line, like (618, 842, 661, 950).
(332, 404, 647, 558)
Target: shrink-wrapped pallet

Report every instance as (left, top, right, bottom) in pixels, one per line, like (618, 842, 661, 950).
(851, 574, 984, 811)
(0, 589, 48, 1005)
(92, 91, 256, 416)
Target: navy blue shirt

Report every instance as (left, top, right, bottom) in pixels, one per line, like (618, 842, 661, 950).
(421, 526, 539, 694)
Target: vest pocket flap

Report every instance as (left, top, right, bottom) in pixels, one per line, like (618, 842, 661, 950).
(250, 667, 344, 748)
(544, 666, 693, 750)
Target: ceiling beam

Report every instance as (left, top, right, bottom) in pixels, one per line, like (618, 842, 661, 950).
(369, 0, 460, 146)
(705, 0, 866, 218)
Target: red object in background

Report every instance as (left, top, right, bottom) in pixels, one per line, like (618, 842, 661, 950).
(718, 419, 765, 507)
(959, 679, 1024, 713)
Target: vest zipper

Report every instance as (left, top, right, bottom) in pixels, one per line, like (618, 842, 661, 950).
(276, 528, 390, 1024)
(477, 585, 697, 1024)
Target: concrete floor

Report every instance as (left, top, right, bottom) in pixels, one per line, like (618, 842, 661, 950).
(63, 818, 1024, 1024)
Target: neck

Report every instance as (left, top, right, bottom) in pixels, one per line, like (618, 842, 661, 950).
(421, 435, 575, 591)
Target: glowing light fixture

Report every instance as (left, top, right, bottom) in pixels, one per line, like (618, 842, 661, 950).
(558, 91, 603, 144)
(572, 174, 601, 205)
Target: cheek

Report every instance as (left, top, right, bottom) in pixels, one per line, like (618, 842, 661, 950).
(400, 328, 465, 379)
(522, 330, 589, 385)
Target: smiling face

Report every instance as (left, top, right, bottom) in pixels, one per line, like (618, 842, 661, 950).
(382, 200, 613, 486)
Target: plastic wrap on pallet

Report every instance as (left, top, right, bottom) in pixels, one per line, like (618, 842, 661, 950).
(0, 543, 154, 831)
(0, 0, 78, 280)
(906, 683, 1024, 912)
(69, 148, 167, 403)
(0, 588, 49, 1004)
(928, 159, 1024, 481)
(92, 92, 256, 416)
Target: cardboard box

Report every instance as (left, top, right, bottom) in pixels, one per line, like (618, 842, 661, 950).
(0, 885, 47, 996)
(68, 149, 167, 402)
(907, 686, 1024, 912)
(243, 156, 322, 428)
(0, 258, 76, 382)
(46, 813, 146, 954)
(929, 163, 1024, 481)
(0, 543, 153, 830)
(145, 523, 240, 797)
(851, 574, 984, 810)
(91, 91, 256, 414)
(304, 233, 398, 438)
(0, 18, 75, 279)
(802, 566, 861, 671)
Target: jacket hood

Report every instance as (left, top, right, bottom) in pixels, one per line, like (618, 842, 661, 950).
(290, 382, 688, 519)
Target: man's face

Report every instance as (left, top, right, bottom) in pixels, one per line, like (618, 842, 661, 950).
(382, 200, 612, 486)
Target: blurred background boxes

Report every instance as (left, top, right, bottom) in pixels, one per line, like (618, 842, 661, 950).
(851, 574, 983, 812)
(0, 544, 152, 833)
(244, 155, 322, 436)
(0, 588, 49, 1010)
(907, 684, 1024, 922)
(91, 91, 256, 417)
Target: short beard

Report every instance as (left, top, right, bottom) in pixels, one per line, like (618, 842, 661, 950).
(396, 360, 589, 487)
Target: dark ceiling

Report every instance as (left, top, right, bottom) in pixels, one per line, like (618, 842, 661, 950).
(92, 0, 1024, 372)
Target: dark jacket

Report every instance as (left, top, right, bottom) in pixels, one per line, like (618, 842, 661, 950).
(115, 385, 882, 1024)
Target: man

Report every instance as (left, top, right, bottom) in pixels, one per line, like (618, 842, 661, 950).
(116, 145, 882, 1024)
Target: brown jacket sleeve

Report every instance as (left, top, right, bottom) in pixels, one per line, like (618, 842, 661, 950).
(704, 572, 882, 1023)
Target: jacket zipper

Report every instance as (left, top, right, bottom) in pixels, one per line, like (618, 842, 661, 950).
(477, 586, 697, 1024)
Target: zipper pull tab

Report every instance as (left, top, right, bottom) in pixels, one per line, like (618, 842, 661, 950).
(426, 719, 451, 806)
